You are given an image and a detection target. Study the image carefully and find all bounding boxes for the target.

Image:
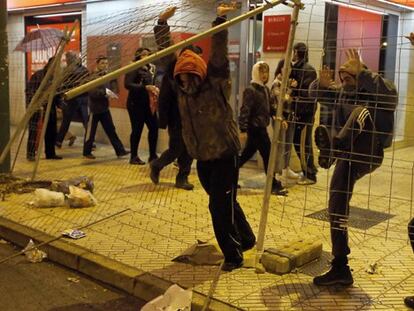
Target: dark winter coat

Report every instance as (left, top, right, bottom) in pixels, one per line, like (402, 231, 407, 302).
(88, 70, 118, 114)
(239, 83, 275, 132)
(175, 17, 240, 161)
(153, 20, 181, 130)
(309, 69, 397, 148)
(124, 64, 155, 109)
(276, 58, 317, 117)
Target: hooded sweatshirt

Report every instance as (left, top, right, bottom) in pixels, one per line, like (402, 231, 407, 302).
(239, 61, 275, 132)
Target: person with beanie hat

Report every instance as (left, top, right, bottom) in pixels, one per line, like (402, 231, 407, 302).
(173, 3, 256, 272)
(309, 49, 397, 286)
(238, 61, 288, 196)
(149, 6, 197, 190)
(275, 42, 318, 185)
(125, 47, 159, 165)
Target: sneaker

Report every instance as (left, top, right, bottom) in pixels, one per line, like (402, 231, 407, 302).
(130, 157, 145, 165)
(175, 179, 194, 190)
(271, 181, 288, 196)
(313, 265, 354, 286)
(221, 259, 243, 272)
(150, 163, 160, 184)
(404, 296, 414, 309)
(315, 125, 334, 169)
(84, 154, 96, 159)
(68, 136, 76, 146)
(297, 177, 317, 185)
(282, 167, 300, 179)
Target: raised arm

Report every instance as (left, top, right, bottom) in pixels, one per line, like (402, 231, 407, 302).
(154, 7, 176, 65)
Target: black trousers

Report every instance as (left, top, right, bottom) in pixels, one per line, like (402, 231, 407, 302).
(56, 98, 88, 144)
(293, 114, 318, 180)
(239, 127, 278, 185)
(151, 126, 193, 181)
(27, 107, 57, 158)
(83, 111, 125, 156)
(127, 103, 158, 160)
(197, 155, 256, 262)
(329, 108, 383, 261)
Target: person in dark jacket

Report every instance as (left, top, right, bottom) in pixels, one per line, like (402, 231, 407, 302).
(124, 48, 159, 165)
(83, 55, 128, 159)
(149, 6, 196, 190)
(239, 61, 287, 196)
(310, 49, 397, 287)
(56, 51, 89, 148)
(173, 3, 256, 272)
(276, 43, 318, 185)
(26, 57, 62, 161)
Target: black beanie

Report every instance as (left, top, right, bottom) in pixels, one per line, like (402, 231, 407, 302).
(294, 42, 308, 62)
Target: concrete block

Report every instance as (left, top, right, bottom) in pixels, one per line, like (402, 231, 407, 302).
(262, 238, 323, 274)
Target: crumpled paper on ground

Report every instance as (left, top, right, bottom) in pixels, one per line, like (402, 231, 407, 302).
(22, 239, 47, 263)
(141, 284, 192, 311)
(67, 185, 97, 208)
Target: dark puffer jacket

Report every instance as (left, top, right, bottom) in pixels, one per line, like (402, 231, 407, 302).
(239, 82, 275, 132)
(175, 16, 240, 161)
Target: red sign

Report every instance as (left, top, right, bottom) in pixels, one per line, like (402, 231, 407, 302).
(263, 15, 291, 52)
(8, 0, 80, 9)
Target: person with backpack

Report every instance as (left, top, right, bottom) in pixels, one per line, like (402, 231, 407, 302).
(310, 49, 397, 286)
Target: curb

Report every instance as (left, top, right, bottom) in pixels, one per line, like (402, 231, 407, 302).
(0, 217, 242, 311)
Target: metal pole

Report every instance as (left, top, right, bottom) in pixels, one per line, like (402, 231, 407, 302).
(254, 2, 302, 270)
(65, 0, 293, 100)
(0, 1, 11, 173)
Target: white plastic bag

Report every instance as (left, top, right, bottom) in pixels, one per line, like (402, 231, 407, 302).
(22, 239, 47, 263)
(67, 185, 97, 208)
(31, 188, 65, 207)
(141, 284, 192, 311)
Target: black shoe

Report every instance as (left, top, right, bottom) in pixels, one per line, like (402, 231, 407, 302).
(130, 157, 145, 165)
(117, 150, 130, 158)
(84, 154, 96, 160)
(222, 259, 243, 272)
(313, 265, 354, 286)
(46, 155, 63, 160)
(315, 125, 334, 169)
(175, 179, 194, 190)
(150, 163, 160, 184)
(68, 136, 76, 146)
(272, 186, 288, 196)
(404, 296, 414, 309)
(55, 141, 62, 148)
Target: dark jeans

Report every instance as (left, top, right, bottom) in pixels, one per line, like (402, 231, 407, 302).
(56, 98, 88, 144)
(83, 111, 125, 156)
(151, 126, 193, 181)
(293, 114, 317, 180)
(127, 103, 158, 160)
(329, 110, 384, 260)
(239, 127, 278, 185)
(197, 155, 256, 262)
(27, 107, 57, 158)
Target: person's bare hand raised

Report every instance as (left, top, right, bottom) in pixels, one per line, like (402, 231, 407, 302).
(159, 6, 176, 21)
(343, 49, 364, 76)
(405, 32, 414, 46)
(319, 65, 334, 88)
(217, 2, 238, 16)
